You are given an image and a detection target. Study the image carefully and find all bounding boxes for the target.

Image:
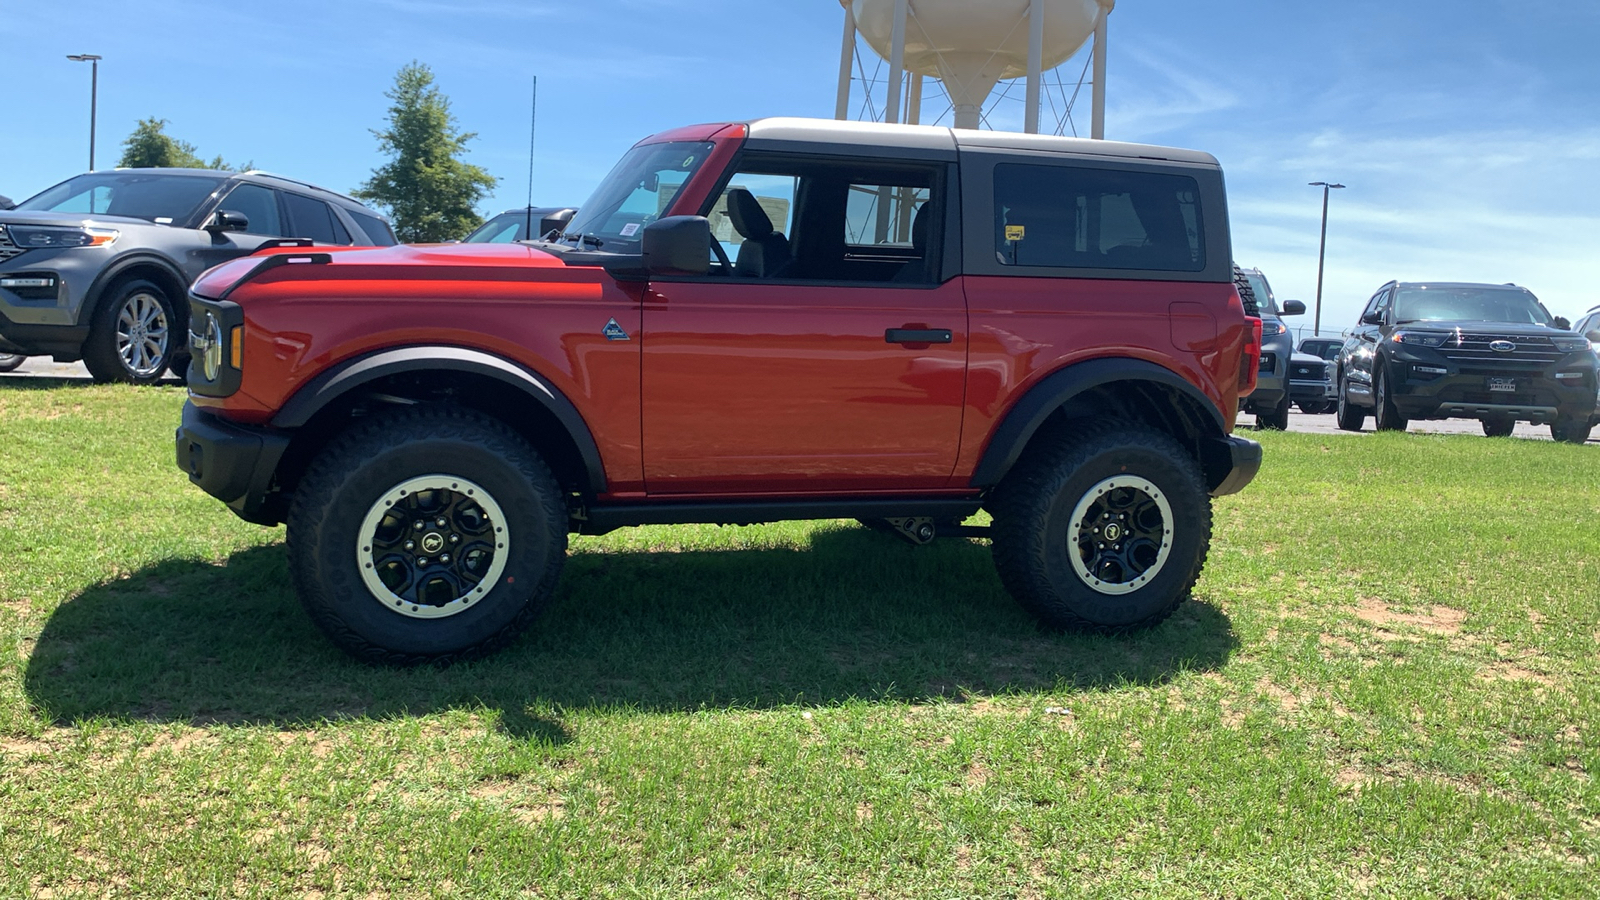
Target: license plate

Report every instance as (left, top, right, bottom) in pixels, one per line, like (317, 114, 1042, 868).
(1487, 377, 1517, 393)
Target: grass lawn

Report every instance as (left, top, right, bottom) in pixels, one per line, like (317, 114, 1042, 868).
(1, 381, 1595, 898)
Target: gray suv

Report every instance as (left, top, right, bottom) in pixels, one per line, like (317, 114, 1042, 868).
(1236, 266, 1306, 429)
(0, 169, 395, 384)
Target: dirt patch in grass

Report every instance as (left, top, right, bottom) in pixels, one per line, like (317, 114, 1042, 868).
(1478, 663, 1556, 685)
(1355, 598, 1466, 636)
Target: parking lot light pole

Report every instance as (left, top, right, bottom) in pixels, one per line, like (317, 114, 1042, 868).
(1308, 181, 1344, 336)
(67, 54, 102, 171)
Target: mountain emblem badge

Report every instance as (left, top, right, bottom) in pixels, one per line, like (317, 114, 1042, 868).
(602, 318, 630, 341)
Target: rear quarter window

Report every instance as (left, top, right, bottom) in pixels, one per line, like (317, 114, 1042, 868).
(349, 210, 398, 246)
(994, 163, 1204, 272)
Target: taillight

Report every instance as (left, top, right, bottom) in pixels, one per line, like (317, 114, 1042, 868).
(1239, 316, 1263, 395)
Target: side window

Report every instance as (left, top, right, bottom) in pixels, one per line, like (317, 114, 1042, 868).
(704, 159, 940, 284)
(328, 210, 353, 245)
(283, 193, 341, 245)
(1359, 291, 1384, 324)
(993, 163, 1204, 271)
(1371, 288, 1393, 324)
(216, 184, 284, 236)
(349, 210, 397, 246)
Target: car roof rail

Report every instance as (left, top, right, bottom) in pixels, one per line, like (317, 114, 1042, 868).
(241, 170, 365, 206)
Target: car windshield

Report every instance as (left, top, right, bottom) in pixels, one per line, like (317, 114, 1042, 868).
(560, 141, 715, 249)
(1393, 287, 1552, 326)
(18, 172, 227, 223)
(1243, 272, 1279, 316)
(1301, 340, 1340, 360)
(465, 212, 531, 243)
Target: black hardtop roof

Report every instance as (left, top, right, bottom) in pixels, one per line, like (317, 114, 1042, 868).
(742, 117, 1220, 166)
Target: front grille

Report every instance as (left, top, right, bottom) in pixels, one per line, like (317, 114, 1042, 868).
(1290, 360, 1326, 380)
(1437, 332, 1563, 365)
(1259, 352, 1277, 373)
(0, 225, 26, 262)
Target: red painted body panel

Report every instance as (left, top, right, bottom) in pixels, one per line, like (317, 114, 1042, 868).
(640, 279, 969, 493)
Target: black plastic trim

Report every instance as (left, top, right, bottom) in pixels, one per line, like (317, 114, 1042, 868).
(175, 402, 291, 525)
(270, 345, 607, 493)
(1202, 435, 1262, 497)
(578, 497, 982, 536)
(78, 252, 190, 326)
(970, 357, 1228, 488)
(217, 252, 333, 302)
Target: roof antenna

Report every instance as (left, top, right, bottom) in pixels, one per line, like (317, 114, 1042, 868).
(525, 75, 537, 240)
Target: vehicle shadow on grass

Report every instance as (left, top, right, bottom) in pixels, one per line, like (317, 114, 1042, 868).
(24, 525, 1237, 742)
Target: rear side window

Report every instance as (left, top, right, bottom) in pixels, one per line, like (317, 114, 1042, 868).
(349, 210, 398, 246)
(283, 193, 344, 245)
(994, 164, 1204, 272)
(216, 184, 285, 236)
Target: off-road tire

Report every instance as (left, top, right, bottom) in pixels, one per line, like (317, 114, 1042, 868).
(1335, 372, 1366, 432)
(82, 278, 180, 385)
(1372, 365, 1408, 432)
(1232, 264, 1259, 317)
(1257, 393, 1290, 431)
(1552, 416, 1593, 445)
(1481, 415, 1515, 438)
(287, 407, 568, 665)
(988, 421, 1211, 633)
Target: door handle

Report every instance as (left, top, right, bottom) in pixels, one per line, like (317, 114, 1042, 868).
(885, 328, 952, 344)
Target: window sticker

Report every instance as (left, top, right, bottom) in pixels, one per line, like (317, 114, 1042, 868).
(619, 223, 641, 237)
(1005, 224, 1026, 241)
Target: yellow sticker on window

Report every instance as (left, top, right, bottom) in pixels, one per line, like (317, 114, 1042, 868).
(1005, 225, 1026, 241)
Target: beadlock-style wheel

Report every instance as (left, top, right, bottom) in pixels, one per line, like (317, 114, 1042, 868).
(1067, 476, 1174, 595)
(357, 475, 509, 620)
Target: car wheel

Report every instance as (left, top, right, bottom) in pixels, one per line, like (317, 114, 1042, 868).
(1296, 401, 1327, 415)
(1257, 393, 1290, 431)
(1551, 416, 1594, 445)
(1372, 365, 1408, 432)
(988, 421, 1210, 633)
(82, 278, 180, 385)
(0, 354, 24, 373)
(287, 407, 568, 664)
(1481, 415, 1515, 438)
(1335, 373, 1366, 432)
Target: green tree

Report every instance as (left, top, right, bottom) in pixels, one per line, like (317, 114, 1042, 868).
(353, 62, 497, 242)
(117, 118, 242, 170)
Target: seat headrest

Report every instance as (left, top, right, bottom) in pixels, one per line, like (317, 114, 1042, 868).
(726, 188, 774, 240)
(911, 202, 933, 254)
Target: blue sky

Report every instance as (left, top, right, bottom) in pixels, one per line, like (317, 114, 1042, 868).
(3, 0, 1597, 327)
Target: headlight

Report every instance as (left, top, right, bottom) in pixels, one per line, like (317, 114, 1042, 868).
(201, 313, 224, 382)
(1392, 330, 1446, 347)
(1550, 335, 1592, 352)
(5, 225, 119, 249)
(1261, 320, 1287, 336)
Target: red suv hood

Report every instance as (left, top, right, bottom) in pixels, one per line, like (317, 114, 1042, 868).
(192, 242, 572, 300)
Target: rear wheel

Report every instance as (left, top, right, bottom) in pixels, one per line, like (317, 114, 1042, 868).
(989, 421, 1210, 633)
(0, 354, 24, 373)
(82, 278, 180, 385)
(287, 407, 568, 664)
(1297, 400, 1330, 415)
(1552, 416, 1593, 445)
(1257, 393, 1290, 430)
(1372, 366, 1408, 432)
(1481, 415, 1515, 438)
(1335, 373, 1366, 432)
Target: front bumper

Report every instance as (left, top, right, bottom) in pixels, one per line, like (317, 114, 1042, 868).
(1202, 434, 1262, 498)
(1381, 352, 1598, 424)
(175, 401, 290, 525)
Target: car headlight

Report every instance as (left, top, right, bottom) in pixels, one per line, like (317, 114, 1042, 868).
(1392, 330, 1447, 347)
(5, 225, 119, 249)
(200, 312, 225, 382)
(1261, 320, 1287, 336)
(1550, 335, 1592, 352)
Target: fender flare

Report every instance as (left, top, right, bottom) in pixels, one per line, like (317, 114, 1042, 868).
(272, 345, 607, 492)
(79, 252, 191, 327)
(970, 357, 1227, 488)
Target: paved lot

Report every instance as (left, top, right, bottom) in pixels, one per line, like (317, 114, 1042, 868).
(3, 355, 1593, 444)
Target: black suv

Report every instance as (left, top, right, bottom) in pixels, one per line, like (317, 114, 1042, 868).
(0, 169, 395, 384)
(1334, 281, 1598, 442)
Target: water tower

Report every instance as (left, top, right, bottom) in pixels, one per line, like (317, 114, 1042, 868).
(834, 0, 1115, 136)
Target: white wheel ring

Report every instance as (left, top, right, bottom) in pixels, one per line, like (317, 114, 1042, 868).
(1067, 475, 1175, 596)
(356, 474, 510, 620)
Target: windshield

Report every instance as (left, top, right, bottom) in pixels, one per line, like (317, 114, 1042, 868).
(1393, 287, 1551, 326)
(465, 212, 531, 244)
(1300, 339, 1341, 361)
(560, 141, 715, 248)
(1243, 272, 1279, 316)
(19, 172, 227, 223)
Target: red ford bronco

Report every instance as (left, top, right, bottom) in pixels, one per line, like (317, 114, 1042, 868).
(176, 118, 1263, 663)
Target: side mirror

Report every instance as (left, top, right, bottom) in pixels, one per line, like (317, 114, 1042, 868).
(640, 216, 711, 276)
(205, 209, 250, 233)
(0, 194, 14, 211)
(538, 208, 576, 239)
(1552, 316, 1571, 331)
(1281, 299, 1306, 316)
(1360, 311, 1384, 326)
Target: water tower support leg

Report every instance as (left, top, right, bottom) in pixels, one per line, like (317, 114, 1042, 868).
(886, 0, 907, 124)
(1025, 1, 1044, 134)
(836, 5, 857, 121)
(907, 73, 922, 125)
(1092, 1, 1112, 139)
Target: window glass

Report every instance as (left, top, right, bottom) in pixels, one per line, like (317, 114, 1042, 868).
(283, 193, 340, 244)
(329, 211, 352, 245)
(349, 210, 397, 246)
(1392, 287, 1551, 326)
(562, 141, 716, 248)
(994, 164, 1204, 271)
(844, 183, 929, 248)
(217, 184, 284, 236)
(706, 173, 796, 262)
(465, 213, 526, 243)
(19, 172, 225, 222)
(1243, 272, 1279, 316)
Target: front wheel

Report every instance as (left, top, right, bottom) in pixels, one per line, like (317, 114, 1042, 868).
(988, 421, 1211, 633)
(1372, 366, 1408, 432)
(0, 354, 24, 373)
(1256, 393, 1291, 431)
(1481, 415, 1515, 438)
(287, 407, 568, 664)
(82, 278, 180, 385)
(1552, 416, 1594, 445)
(1335, 373, 1366, 432)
